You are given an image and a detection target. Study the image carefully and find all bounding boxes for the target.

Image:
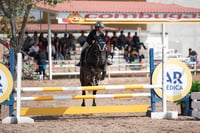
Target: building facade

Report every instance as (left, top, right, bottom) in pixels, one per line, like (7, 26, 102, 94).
(148, 0, 200, 56)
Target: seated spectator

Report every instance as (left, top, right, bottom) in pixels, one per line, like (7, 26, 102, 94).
(28, 42, 39, 60)
(126, 32, 132, 46)
(129, 47, 144, 63)
(188, 48, 198, 62)
(55, 39, 64, 60)
(129, 49, 140, 63)
(124, 44, 132, 63)
(104, 30, 111, 44)
(77, 30, 87, 47)
(110, 31, 120, 50)
(39, 32, 46, 44)
(61, 42, 70, 60)
(30, 31, 38, 47)
(53, 33, 59, 45)
(22, 32, 32, 53)
(60, 33, 68, 49)
(38, 41, 46, 51)
(68, 33, 76, 51)
(118, 30, 126, 48)
(132, 32, 147, 53)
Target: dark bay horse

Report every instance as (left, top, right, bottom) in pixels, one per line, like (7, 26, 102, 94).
(80, 41, 108, 106)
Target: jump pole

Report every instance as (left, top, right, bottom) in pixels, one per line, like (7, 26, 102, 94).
(19, 84, 162, 92)
(18, 93, 151, 101)
(16, 53, 34, 123)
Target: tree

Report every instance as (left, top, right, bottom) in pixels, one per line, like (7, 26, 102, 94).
(0, 0, 66, 53)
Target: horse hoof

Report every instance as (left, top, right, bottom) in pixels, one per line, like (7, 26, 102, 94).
(92, 103, 96, 106)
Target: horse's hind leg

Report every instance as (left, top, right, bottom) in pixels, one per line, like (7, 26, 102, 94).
(81, 90, 86, 106)
(92, 90, 97, 106)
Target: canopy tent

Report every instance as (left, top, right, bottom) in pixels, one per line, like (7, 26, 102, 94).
(35, 0, 200, 118)
(37, 1, 200, 24)
(24, 24, 117, 33)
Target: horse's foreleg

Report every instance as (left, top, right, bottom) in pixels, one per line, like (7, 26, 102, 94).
(92, 90, 97, 106)
(81, 90, 86, 106)
(101, 71, 106, 80)
(101, 65, 107, 80)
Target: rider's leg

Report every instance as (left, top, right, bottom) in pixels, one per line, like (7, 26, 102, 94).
(76, 42, 89, 66)
(140, 42, 147, 50)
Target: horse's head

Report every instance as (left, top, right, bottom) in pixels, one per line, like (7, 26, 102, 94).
(94, 40, 106, 52)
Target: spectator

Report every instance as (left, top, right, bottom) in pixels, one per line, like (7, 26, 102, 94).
(188, 48, 198, 62)
(77, 31, 87, 47)
(38, 41, 45, 51)
(104, 30, 111, 44)
(129, 48, 140, 63)
(22, 31, 32, 53)
(132, 32, 147, 53)
(53, 33, 59, 44)
(38, 32, 46, 44)
(118, 30, 126, 49)
(60, 33, 69, 51)
(29, 31, 38, 47)
(68, 33, 76, 51)
(55, 39, 63, 60)
(37, 47, 47, 78)
(126, 32, 132, 46)
(124, 44, 131, 63)
(61, 42, 70, 60)
(28, 42, 39, 60)
(110, 31, 119, 50)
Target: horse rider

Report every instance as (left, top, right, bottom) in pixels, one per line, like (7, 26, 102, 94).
(76, 21, 112, 66)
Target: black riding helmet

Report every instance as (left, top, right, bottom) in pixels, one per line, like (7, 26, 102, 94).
(95, 21, 104, 28)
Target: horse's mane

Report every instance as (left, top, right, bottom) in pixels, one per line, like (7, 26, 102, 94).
(85, 41, 107, 66)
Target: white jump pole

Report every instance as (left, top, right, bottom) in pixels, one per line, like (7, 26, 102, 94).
(48, 13, 52, 80)
(15, 53, 34, 123)
(16, 53, 22, 118)
(151, 23, 178, 119)
(162, 23, 167, 113)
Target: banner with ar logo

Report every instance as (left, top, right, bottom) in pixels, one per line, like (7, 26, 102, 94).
(152, 59, 192, 101)
(0, 64, 13, 103)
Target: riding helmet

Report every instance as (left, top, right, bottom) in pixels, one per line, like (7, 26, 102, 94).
(95, 21, 104, 28)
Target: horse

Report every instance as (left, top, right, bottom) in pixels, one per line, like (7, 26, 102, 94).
(80, 40, 108, 106)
